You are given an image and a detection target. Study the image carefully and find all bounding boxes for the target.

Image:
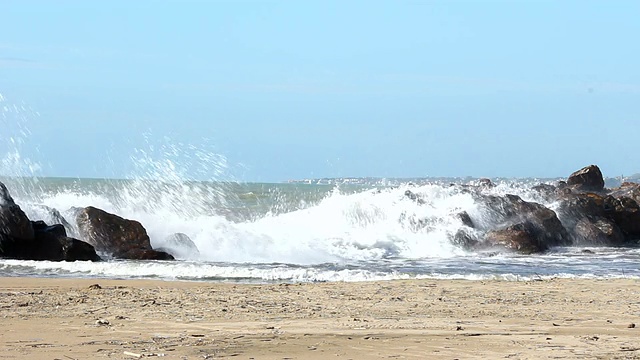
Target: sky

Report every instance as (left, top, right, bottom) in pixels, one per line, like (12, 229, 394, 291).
(1, 0, 639, 182)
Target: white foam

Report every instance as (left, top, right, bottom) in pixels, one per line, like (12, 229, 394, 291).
(18, 183, 484, 265)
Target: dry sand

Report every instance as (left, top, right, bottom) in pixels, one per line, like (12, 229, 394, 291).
(1, 277, 639, 359)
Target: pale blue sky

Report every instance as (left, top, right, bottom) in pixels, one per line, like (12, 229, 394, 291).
(1, 0, 639, 182)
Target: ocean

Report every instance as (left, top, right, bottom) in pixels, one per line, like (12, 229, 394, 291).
(1, 176, 639, 282)
(2, 93, 639, 282)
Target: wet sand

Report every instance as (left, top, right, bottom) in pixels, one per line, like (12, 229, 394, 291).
(1, 277, 639, 359)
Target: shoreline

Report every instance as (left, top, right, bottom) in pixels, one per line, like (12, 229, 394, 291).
(1, 277, 639, 359)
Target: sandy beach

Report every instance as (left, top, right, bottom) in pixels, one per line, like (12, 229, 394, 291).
(1, 277, 639, 359)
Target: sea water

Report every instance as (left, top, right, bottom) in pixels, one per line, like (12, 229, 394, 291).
(1, 177, 639, 283)
(1, 95, 639, 283)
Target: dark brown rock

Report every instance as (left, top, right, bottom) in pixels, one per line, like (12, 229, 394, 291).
(1, 220, 100, 261)
(479, 194, 571, 249)
(485, 222, 548, 254)
(603, 196, 640, 238)
(567, 165, 605, 192)
(557, 192, 608, 220)
(573, 217, 625, 246)
(0, 182, 34, 241)
(470, 194, 571, 253)
(121, 248, 175, 260)
(609, 182, 640, 204)
(75, 206, 173, 260)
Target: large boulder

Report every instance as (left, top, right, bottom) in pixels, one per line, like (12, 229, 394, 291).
(485, 221, 550, 254)
(567, 165, 605, 192)
(555, 190, 640, 245)
(573, 217, 625, 246)
(474, 194, 571, 253)
(0, 182, 34, 240)
(451, 228, 479, 250)
(556, 192, 608, 222)
(531, 183, 561, 203)
(1, 220, 100, 261)
(75, 206, 174, 260)
(609, 182, 640, 204)
(603, 196, 640, 240)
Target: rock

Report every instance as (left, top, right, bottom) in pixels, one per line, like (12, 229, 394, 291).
(475, 194, 571, 253)
(603, 196, 640, 239)
(75, 206, 173, 260)
(26, 205, 74, 236)
(451, 228, 479, 249)
(0, 182, 14, 206)
(121, 248, 175, 260)
(456, 211, 475, 228)
(155, 233, 200, 259)
(62, 237, 102, 261)
(1, 220, 100, 261)
(404, 190, 425, 205)
(609, 182, 640, 204)
(0, 182, 34, 241)
(481, 194, 570, 246)
(531, 183, 560, 202)
(485, 221, 550, 254)
(567, 165, 605, 192)
(556, 191, 640, 245)
(477, 178, 495, 188)
(556, 193, 608, 223)
(573, 217, 625, 246)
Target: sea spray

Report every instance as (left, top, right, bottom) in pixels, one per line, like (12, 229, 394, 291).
(0, 94, 44, 199)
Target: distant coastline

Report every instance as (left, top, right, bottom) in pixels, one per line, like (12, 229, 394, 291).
(286, 175, 639, 188)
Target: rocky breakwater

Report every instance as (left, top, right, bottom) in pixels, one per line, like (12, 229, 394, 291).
(0, 182, 100, 261)
(0, 181, 174, 262)
(448, 165, 640, 254)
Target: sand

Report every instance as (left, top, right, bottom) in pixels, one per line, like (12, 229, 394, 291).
(1, 277, 639, 359)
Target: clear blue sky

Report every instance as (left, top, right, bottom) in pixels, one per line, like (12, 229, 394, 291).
(1, 0, 639, 182)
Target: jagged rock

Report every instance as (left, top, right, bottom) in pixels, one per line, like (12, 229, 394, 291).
(156, 233, 200, 259)
(0, 182, 34, 241)
(456, 211, 475, 228)
(609, 182, 640, 204)
(485, 221, 550, 254)
(451, 228, 479, 249)
(556, 191, 640, 245)
(474, 194, 570, 253)
(603, 196, 640, 239)
(567, 165, 605, 192)
(573, 217, 625, 246)
(531, 183, 560, 202)
(26, 205, 74, 235)
(0, 182, 13, 206)
(1, 220, 100, 261)
(557, 192, 608, 222)
(75, 206, 173, 260)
